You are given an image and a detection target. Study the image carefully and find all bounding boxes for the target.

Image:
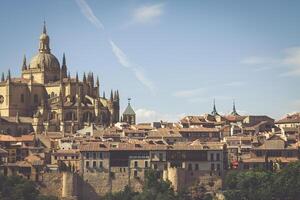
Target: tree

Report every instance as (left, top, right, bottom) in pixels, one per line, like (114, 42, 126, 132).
(0, 175, 58, 200)
(272, 161, 300, 200)
(224, 161, 300, 200)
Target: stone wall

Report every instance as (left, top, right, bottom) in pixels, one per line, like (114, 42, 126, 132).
(39, 172, 63, 198)
(38, 168, 222, 200)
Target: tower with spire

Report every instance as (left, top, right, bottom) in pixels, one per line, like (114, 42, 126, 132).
(231, 100, 239, 116)
(211, 99, 219, 116)
(122, 98, 136, 125)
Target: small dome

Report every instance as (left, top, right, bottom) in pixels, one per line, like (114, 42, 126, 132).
(39, 33, 49, 41)
(29, 52, 60, 70)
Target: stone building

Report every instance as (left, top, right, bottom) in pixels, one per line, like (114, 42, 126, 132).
(0, 23, 120, 135)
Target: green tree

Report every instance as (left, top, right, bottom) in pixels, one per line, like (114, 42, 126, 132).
(272, 161, 300, 200)
(0, 175, 58, 200)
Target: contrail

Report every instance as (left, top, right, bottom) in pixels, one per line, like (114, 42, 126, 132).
(110, 40, 155, 93)
(75, 0, 104, 30)
(75, 0, 156, 94)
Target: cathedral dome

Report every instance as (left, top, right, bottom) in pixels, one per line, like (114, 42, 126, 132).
(29, 52, 60, 70)
(29, 22, 60, 71)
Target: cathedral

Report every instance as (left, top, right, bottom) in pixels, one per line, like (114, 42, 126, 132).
(0, 23, 120, 135)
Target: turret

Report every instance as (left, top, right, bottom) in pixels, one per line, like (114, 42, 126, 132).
(61, 53, 67, 78)
(123, 98, 136, 125)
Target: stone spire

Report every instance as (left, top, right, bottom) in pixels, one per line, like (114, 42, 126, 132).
(231, 100, 239, 116)
(116, 90, 119, 100)
(103, 91, 105, 99)
(113, 91, 117, 101)
(211, 99, 219, 116)
(83, 72, 87, 83)
(76, 72, 79, 82)
(22, 55, 27, 70)
(61, 53, 67, 78)
(96, 76, 99, 87)
(110, 90, 113, 101)
(1, 72, 4, 82)
(6, 69, 11, 82)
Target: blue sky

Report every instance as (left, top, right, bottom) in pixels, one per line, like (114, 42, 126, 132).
(0, 0, 300, 122)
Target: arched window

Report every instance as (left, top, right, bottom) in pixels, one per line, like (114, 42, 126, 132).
(51, 92, 55, 98)
(34, 94, 38, 104)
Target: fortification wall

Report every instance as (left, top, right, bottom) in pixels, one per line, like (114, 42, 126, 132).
(164, 168, 223, 192)
(39, 173, 63, 198)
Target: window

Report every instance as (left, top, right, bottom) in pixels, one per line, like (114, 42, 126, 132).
(256, 151, 263, 157)
(64, 156, 67, 160)
(211, 163, 215, 171)
(151, 153, 155, 159)
(93, 153, 96, 159)
(86, 152, 90, 159)
(20, 94, 25, 103)
(71, 156, 74, 159)
(195, 164, 199, 171)
(86, 161, 90, 168)
(75, 156, 79, 159)
(134, 170, 138, 177)
(54, 156, 57, 160)
(159, 153, 163, 161)
(217, 164, 220, 170)
(145, 161, 148, 168)
(93, 161, 96, 168)
(210, 153, 214, 161)
(154, 164, 158, 169)
(216, 153, 220, 161)
(33, 94, 38, 104)
(244, 164, 249, 169)
(99, 152, 103, 159)
(134, 161, 138, 168)
(99, 161, 103, 168)
(188, 163, 192, 171)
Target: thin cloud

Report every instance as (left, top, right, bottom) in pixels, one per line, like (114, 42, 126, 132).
(173, 81, 243, 99)
(75, 0, 155, 93)
(75, 0, 104, 30)
(109, 40, 155, 94)
(133, 3, 164, 24)
(242, 46, 300, 76)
